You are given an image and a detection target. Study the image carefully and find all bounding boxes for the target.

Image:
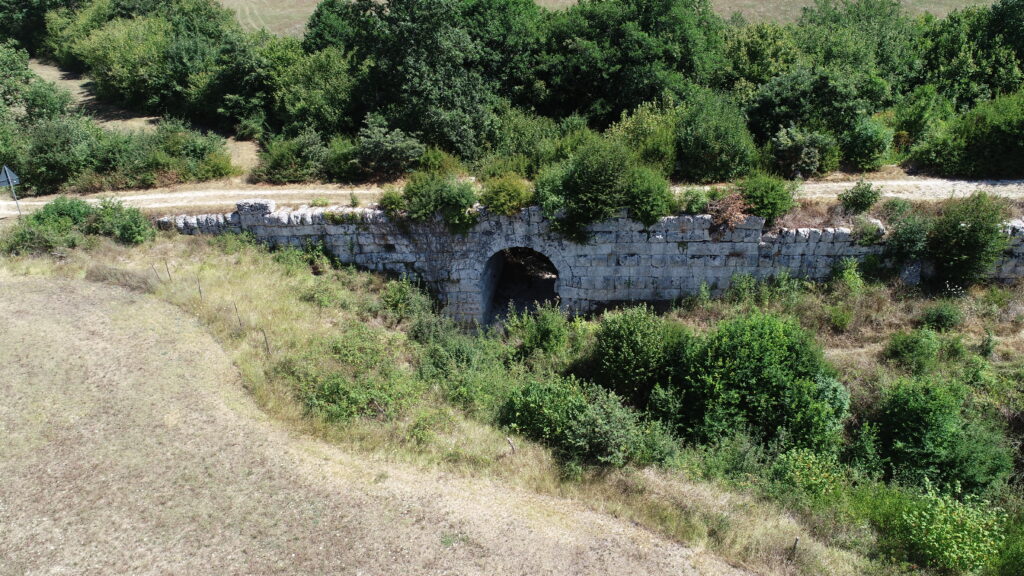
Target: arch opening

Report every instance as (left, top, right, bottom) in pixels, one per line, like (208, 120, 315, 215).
(482, 247, 559, 323)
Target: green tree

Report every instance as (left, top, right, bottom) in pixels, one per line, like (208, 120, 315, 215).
(303, 0, 497, 157)
(536, 0, 726, 127)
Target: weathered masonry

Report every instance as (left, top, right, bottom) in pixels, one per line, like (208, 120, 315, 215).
(165, 200, 1024, 324)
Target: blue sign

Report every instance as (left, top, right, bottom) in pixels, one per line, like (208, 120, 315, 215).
(0, 165, 19, 187)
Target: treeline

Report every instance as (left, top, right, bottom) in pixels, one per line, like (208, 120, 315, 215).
(1, 0, 1023, 200)
(0, 42, 235, 195)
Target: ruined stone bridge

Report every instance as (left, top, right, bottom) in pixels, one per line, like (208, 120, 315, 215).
(165, 200, 1024, 324)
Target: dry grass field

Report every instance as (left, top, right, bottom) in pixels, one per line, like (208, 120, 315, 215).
(0, 271, 753, 576)
(217, 0, 995, 35)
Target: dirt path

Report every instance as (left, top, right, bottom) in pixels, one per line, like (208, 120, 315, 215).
(5, 176, 1024, 220)
(0, 276, 743, 576)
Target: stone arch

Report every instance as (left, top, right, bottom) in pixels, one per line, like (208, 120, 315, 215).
(481, 247, 562, 323)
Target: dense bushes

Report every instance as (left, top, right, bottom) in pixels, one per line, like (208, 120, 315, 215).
(886, 485, 1007, 573)
(912, 90, 1024, 179)
(499, 376, 676, 467)
(875, 378, 1013, 494)
(1, 196, 155, 254)
(674, 89, 757, 184)
(0, 44, 234, 194)
(650, 313, 847, 451)
(592, 306, 678, 407)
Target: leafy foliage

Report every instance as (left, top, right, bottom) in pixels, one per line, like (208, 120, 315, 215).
(651, 313, 847, 451)
(737, 173, 796, 223)
(499, 375, 676, 467)
(875, 378, 1013, 494)
(480, 174, 533, 216)
(927, 192, 1010, 288)
(839, 180, 881, 215)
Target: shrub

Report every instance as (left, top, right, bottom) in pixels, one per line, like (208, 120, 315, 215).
(499, 376, 677, 467)
(675, 89, 758, 183)
(911, 91, 1024, 179)
(85, 199, 156, 245)
(556, 138, 633, 238)
(24, 115, 102, 195)
(287, 327, 421, 422)
(323, 136, 360, 182)
(252, 129, 327, 184)
(921, 301, 964, 331)
(532, 161, 570, 219)
(476, 152, 530, 180)
(927, 192, 1010, 288)
(737, 173, 796, 223)
(381, 278, 432, 322)
(607, 100, 678, 177)
(887, 485, 1006, 574)
(504, 302, 569, 360)
(402, 172, 477, 232)
(622, 165, 673, 227)
(770, 125, 840, 178)
(875, 378, 1013, 494)
(653, 313, 846, 451)
(885, 214, 933, 265)
(480, 174, 533, 216)
(839, 180, 881, 215)
(771, 448, 844, 502)
(884, 329, 941, 374)
(593, 306, 675, 407)
(841, 116, 893, 171)
(418, 147, 462, 176)
(1, 197, 155, 254)
(30, 196, 94, 226)
(377, 187, 404, 218)
(352, 114, 426, 179)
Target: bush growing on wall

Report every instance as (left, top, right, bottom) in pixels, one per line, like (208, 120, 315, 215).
(401, 171, 478, 232)
(927, 192, 1010, 288)
(480, 174, 533, 216)
(737, 173, 796, 223)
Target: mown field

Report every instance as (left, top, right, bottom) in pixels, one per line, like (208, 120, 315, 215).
(219, 0, 995, 35)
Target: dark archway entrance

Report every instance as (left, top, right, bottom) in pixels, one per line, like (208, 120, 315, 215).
(482, 247, 559, 323)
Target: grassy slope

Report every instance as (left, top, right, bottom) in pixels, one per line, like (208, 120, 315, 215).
(0, 260, 750, 576)
(218, 0, 995, 35)
(0, 233, 881, 576)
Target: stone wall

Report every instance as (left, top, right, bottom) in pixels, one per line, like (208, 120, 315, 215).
(163, 200, 1024, 324)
